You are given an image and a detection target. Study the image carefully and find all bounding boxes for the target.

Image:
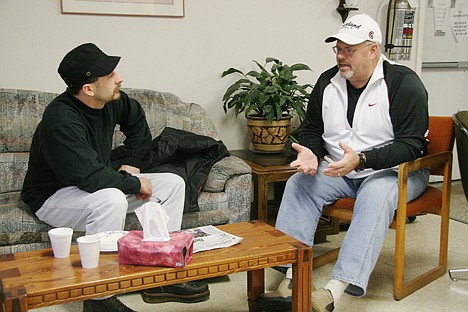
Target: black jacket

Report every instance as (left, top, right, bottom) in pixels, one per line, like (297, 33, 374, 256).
(112, 127, 230, 212)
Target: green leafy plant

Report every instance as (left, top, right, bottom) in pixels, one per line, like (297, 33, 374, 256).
(221, 57, 312, 123)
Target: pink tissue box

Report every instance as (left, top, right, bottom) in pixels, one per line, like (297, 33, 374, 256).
(117, 230, 194, 268)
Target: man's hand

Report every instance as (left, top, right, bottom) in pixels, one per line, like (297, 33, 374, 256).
(119, 165, 140, 174)
(136, 177, 152, 201)
(290, 143, 319, 175)
(322, 141, 360, 178)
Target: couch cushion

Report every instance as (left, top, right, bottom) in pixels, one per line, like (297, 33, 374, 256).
(180, 191, 230, 229)
(0, 192, 59, 248)
(0, 152, 29, 193)
(122, 88, 218, 140)
(0, 89, 57, 153)
(203, 156, 252, 192)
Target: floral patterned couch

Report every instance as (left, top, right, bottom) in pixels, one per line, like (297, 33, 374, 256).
(0, 88, 252, 254)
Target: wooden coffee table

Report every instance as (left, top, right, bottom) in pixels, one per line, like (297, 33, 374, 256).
(0, 221, 312, 312)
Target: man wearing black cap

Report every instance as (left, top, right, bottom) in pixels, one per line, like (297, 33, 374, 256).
(21, 43, 209, 312)
(258, 14, 429, 312)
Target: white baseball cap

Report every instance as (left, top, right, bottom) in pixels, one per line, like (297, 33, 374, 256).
(325, 14, 382, 45)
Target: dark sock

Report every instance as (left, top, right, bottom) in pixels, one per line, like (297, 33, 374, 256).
(344, 284, 365, 297)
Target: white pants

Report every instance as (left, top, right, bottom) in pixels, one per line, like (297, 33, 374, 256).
(36, 172, 185, 234)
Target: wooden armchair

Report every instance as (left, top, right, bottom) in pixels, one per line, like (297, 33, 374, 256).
(313, 116, 455, 300)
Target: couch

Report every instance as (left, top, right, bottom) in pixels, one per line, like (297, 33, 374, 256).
(0, 88, 252, 254)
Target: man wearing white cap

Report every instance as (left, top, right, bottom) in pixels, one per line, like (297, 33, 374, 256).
(258, 14, 429, 312)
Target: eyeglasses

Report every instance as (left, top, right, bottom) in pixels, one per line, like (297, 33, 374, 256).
(332, 42, 374, 56)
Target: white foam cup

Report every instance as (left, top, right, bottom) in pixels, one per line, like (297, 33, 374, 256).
(77, 235, 101, 269)
(48, 227, 73, 258)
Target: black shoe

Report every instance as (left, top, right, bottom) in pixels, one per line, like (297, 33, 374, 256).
(142, 281, 210, 303)
(271, 266, 289, 275)
(258, 296, 292, 312)
(83, 296, 135, 312)
(257, 278, 292, 312)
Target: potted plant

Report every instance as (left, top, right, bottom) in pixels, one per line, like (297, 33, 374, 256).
(221, 57, 312, 152)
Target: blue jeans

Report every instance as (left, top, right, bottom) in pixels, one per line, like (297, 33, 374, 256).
(275, 160, 430, 295)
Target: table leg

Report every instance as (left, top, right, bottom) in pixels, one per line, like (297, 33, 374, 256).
(3, 297, 27, 312)
(292, 247, 312, 312)
(257, 175, 268, 222)
(247, 269, 264, 312)
(1, 282, 27, 312)
(251, 174, 259, 220)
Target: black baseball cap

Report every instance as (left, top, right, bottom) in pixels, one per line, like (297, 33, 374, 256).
(58, 43, 121, 87)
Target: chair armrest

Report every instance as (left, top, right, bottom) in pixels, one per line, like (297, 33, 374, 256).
(396, 151, 452, 222)
(398, 151, 452, 194)
(398, 151, 452, 175)
(202, 156, 252, 192)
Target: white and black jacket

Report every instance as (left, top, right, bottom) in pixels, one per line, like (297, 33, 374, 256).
(299, 55, 429, 179)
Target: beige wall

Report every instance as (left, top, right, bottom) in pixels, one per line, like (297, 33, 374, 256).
(1, 1, 465, 179)
(0, 0, 393, 148)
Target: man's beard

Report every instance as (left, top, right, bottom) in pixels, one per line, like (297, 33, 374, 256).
(109, 86, 122, 101)
(113, 89, 121, 100)
(340, 69, 354, 80)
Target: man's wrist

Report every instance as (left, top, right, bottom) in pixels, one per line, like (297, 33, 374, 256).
(355, 152, 366, 172)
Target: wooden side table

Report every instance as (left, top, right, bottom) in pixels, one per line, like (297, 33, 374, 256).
(230, 149, 297, 223)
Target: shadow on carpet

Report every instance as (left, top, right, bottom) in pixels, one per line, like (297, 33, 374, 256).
(433, 180, 468, 224)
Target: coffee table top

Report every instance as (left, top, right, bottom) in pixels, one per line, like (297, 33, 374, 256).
(0, 221, 310, 310)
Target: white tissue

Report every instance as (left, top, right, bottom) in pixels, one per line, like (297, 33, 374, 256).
(135, 202, 171, 241)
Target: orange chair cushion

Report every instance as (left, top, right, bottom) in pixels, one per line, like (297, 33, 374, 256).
(330, 197, 356, 211)
(406, 185, 442, 215)
(329, 185, 442, 217)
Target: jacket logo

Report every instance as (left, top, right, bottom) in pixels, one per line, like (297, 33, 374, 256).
(368, 103, 377, 107)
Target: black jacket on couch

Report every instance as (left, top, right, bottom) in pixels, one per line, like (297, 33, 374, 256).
(112, 127, 230, 212)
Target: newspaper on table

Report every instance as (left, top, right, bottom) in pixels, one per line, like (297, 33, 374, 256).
(179, 225, 243, 253)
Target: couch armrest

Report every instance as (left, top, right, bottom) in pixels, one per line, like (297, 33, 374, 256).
(202, 156, 252, 192)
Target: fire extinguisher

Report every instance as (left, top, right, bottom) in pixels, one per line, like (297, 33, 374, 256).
(385, 0, 415, 61)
